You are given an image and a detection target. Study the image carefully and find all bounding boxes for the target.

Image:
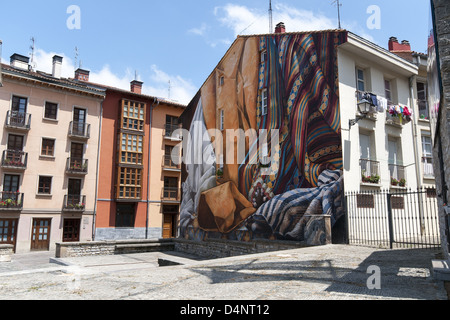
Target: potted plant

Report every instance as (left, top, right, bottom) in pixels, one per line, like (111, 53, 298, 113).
(391, 178, 399, 186)
(216, 168, 224, 179)
(399, 178, 406, 187)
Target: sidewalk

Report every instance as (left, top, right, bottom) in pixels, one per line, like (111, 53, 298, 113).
(0, 245, 447, 300)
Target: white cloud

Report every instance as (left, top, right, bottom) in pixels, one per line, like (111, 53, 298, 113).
(144, 65, 197, 105)
(188, 23, 208, 36)
(214, 3, 337, 36)
(30, 48, 195, 105)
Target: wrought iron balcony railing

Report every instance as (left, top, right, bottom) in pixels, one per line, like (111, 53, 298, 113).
(1, 150, 28, 170)
(161, 187, 180, 202)
(69, 121, 91, 139)
(162, 154, 181, 171)
(389, 164, 406, 187)
(63, 195, 86, 211)
(163, 124, 182, 140)
(66, 158, 88, 175)
(0, 192, 24, 210)
(422, 156, 435, 178)
(360, 159, 381, 184)
(6, 111, 31, 130)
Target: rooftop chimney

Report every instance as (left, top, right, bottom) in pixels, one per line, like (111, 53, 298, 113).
(388, 36, 411, 52)
(10, 53, 30, 70)
(52, 55, 63, 79)
(130, 80, 143, 94)
(388, 36, 413, 62)
(275, 22, 286, 34)
(75, 68, 90, 82)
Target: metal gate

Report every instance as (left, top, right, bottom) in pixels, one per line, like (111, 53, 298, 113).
(345, 188, 441, 249)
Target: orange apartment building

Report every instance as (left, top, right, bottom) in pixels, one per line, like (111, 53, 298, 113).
(91, 79, 185, 240)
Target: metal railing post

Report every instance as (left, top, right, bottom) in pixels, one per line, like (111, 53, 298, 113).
(387, 193, 394, 249)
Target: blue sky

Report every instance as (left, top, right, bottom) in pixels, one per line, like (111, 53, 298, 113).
(0, 0, 431, 105)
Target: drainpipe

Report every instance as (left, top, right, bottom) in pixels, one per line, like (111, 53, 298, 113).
(145, 98, 160, 239)
(92, 99, 104, 241)
(409, 75, 422, 190)
(409, 75, 426, 233)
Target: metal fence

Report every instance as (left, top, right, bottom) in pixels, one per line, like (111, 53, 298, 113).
(345, 188, 441, 249)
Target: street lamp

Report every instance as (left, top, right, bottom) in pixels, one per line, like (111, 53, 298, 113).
(349, 98, 372, 128)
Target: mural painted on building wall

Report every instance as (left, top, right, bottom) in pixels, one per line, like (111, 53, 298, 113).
(179, 31, 348, 245)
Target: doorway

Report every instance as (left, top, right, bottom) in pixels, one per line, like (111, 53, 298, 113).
(31, 218, 51, 251)
(63, 219, 81, 242)
(0, 219, 18, 252)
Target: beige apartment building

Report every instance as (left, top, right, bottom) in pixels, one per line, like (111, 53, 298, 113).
(0, 53, 105, 253)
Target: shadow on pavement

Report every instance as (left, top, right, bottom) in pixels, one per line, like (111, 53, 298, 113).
(189, 247, 446, 300)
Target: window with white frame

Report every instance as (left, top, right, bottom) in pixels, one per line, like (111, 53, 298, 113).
(422, 135, 434, 177)
(220, 110, 225, 131)
(356, 68, 366, 101)
(261, 50, 267, 63)
(384, 79, 392, 104)
(261, 89, 268, 116)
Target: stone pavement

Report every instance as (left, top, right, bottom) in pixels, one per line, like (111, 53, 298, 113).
(0, 244, 447, 301)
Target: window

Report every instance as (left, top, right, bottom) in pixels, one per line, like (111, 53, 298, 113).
(384, 80, 392, 104)
(422, 135, 434, 177)
(417, 82, 429, 119)
(44, 102, 58, 120)
(117, 167, 142, 199)
(356, 69, 365, 91)
(38, 176, 52, 195)
(12, 96, 28, 114)
(356, 68, 365, 100)
(219, 76, 224, 86)
(121, 100, 145, 132)
(357, 194, 374, 208)
(116, 204, 136, 228)
(391, 196, 405, 210)
(119, 133, 143, 165)
(220, 109, 225, 131)
(359, 133, 372, 160)
(261, 89, 268, 116)
(165, 115, 179, 137)
(41, 138, 55, 157)
(261, 50, 267, 63)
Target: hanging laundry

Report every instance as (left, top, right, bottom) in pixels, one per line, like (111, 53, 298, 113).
(368, 93, 378, 107)
(377, 97, 388, 113)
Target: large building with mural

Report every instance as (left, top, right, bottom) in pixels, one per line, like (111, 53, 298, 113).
(178, 23, 432, 246)
(179, 25, 347, 244)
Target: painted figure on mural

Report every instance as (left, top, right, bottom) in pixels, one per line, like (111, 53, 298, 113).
(179, 30, 347, 244)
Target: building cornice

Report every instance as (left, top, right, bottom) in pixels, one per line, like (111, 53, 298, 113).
(1, 65, 106, 100)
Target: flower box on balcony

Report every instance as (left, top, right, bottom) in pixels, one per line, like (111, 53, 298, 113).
(361, 174, 380, 184)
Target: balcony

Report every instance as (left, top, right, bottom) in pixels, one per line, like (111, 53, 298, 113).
(63, 195, 86, 212)
(66, 158, 88, 175)
(163, 124, 182, 141)
(360, 159, 381, 185)
(5, 111, 31, 131)
(162, 154, 181, 172)
(0, 192, 24, 211)
(389, 164, 407, 187)
(68, 122, 91, 140)
(1, 150, 28, 170)
(422, 156, 435, 178)
(161, 187, 180, 202)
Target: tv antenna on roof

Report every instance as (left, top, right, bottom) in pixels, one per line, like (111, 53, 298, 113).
(331, 0, 342, 29)
(269, 0, 273, 33)
(168, 80, 171, 100)
(29, 37, 37, 71)
(75, 46, 79, 68)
